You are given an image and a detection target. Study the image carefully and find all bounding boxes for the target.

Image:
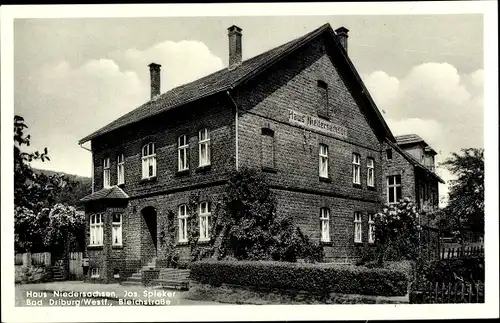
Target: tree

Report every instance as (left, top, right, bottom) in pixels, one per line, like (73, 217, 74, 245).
(14, 115, 70, 252)
(374, 198, 421, 265)
(440, 148, 484, 234)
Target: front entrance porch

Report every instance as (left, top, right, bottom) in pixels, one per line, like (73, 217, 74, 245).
(141, 206, 158, 266)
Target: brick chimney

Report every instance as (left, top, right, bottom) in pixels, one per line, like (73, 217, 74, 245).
(335, 26, 349, 53)
(228, 25, 242, 69)
(148, 63, 161, 100)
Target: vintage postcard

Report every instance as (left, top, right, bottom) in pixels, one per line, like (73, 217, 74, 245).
(1, 1, 498, 322)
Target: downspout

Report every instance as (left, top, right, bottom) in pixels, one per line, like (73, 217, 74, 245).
(79, 143, 94, 193)
(226, 89, 239, 171)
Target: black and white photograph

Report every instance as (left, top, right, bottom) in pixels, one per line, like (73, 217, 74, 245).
(1, 2, 498, 322)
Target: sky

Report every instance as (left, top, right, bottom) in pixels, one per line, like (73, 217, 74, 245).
(13, 14, 485, 207)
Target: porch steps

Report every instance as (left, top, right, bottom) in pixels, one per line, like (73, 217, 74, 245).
(51, 266, 65, 281)
(120, 257, 158, 286)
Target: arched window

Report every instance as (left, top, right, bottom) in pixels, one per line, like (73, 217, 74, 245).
(142, 142, 156, 179)
(199, 201, 211, 241)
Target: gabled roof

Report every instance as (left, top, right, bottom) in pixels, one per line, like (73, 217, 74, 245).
(386, 139, 445, 184)
(396, 134, 437, 155)
(79, 23, 395, 145)
(80, 185, 129, 203)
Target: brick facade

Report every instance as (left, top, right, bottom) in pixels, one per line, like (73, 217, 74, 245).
(81, 25, 442, 282)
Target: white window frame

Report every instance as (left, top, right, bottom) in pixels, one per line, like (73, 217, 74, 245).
(112, 213, 122, 246)
(178, 135, 189, 171)
(178, 205, 188, 243)
(103, 158, 111, 188)
(367, 158, 375, 187)
(319, 144, 329, 178)
(199, 201, 211, 242)
(320, 208, 330, 242)
(142, 143, 156, 179)
(368, 213, 375, 244)
(117, 154, 125, 185)
(90, 267, 100, 278)
(387, 175, 402, 204)
(89, 214, 104, 246)
(352, 153, 361, 184)
(198, 128, 211, 167)
(354, 212, 362, 243)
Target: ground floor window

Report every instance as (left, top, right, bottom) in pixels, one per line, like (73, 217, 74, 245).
(178, 205, 188, 243)
(199, 201, 211, 241)
(89, 214, 103, 246)
(320, 208, 330, 242)
(112, 213, 122, 246)
(368, 213, 375, 244)
(354, 212, 362, 243)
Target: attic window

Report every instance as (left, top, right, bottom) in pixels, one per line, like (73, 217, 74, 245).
(317, 80, 329, 119)
(386, 149, 393, 160)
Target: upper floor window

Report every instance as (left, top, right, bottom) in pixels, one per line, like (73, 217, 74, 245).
(368, 213, 375, 244)
(320, 208, 330, 242)
(112, 213, 122, 246)
(386, 148, 393, 160)
(387, 175, 402, 203)
(317, 80, 329, 119)
(117, 154, 125, 185)
(89, 214, 103, 246)
(261, 128, 275, 170)
(178, 135, 189, 171)
(178, 204, 188, 243)
(198, 128, 211, 167)
(199, 201, 211, 241)
(352, 153, 361, 184)
(102, 158, 111, 188)
(354, 212, 362, 243)
(367, 157, 375, 187)
(319, 144, 329, 178)
(142, 142, 156, 179)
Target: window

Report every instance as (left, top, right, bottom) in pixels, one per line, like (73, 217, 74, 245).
(367, 158, 375, 187)
(142, 143, 156, 179)
(352, 153, 361, 184)
(368, 213, 375, 244)
(178, 135, 189, 171)
(117, 154, 125, 185)
(90, 268, 100, 278)
(178, 205, 188, 243)
(319, 144, 329, 178)
(354, 212, 362, 243)
(261, 128, 275, 170)
(320, 208, 330, 242)
(317, 80, 329, 118)
(89, 214, 103, 246)
(386, 149, 393, 160)
(103, 158, 110, 188)
(387, 175, 402, 203)
(112, 214, 122, 246)
(199, 202, 211, 241)
(198, 128, 211, 167)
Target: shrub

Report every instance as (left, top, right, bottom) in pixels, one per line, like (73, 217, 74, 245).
(191, 260, 408, 296)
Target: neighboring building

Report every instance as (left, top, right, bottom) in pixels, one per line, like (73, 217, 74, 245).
(79, 23, 443, 282)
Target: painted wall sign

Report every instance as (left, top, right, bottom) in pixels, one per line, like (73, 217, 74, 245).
(288, 109, 348, 138)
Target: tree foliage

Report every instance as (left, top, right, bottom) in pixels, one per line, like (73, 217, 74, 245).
(374, 198, 421, 265)
(14, 115, 85, 252)
(440, 148, 484, 233)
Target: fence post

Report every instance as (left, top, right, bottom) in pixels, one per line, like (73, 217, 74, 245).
(22, 252, 32, 267)
(468, 283, 472, 303)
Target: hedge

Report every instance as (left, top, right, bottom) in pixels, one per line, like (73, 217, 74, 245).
(191, 260, 408, 296)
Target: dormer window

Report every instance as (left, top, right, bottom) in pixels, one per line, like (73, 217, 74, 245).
(142, 142, 156, 179)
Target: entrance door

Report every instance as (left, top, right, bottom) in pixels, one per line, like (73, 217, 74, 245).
(141, 207, 158, 263)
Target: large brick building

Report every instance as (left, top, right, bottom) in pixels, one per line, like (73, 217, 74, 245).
(79, 23, 444, 282)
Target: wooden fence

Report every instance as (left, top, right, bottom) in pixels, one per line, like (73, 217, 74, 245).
(440, 245, 484, 260)
(416, 281, 484, 303)
(15, 251, 84, 280)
